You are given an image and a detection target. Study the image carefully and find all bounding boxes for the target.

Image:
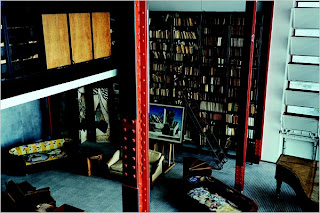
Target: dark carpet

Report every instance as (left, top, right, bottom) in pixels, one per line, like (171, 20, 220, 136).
(1, 156, 302, 212)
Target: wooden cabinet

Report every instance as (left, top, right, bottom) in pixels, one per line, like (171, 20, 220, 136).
(92, 12, 111, 59)
(69, 13, 93, 63)
(42, 12, 111, 69)
(42, 14, 71, 69)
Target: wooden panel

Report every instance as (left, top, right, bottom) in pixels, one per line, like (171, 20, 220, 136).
(92, 12, 111, 59)
(69, 13, 93, 63)
(42, 14, 71, 69)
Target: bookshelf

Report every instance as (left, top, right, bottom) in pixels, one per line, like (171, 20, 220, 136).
(148, 11, 269, 162)
(246, 13, 264, 163)
(149, 12, 172, 104)
(198, 13, 229, 146)
(225, 14, 246, 153)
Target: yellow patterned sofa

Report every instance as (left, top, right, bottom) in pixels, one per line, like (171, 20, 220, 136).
(8, 138, 71, 167)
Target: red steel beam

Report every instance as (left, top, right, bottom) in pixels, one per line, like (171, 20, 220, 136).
(135, 1, 150, 212)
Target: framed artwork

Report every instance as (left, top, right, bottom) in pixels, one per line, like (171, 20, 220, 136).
(149, 103, 185, 144)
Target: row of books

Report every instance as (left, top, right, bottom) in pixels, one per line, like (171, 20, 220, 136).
(249, 104, 256, 115)
(201, 47, 225, 57)
(175, 78, 199, 89)
(201, 57, 226, 65)
(201, 57, 226, 67)
(231, 17, 245, 26)
(201, 84, 224, 93)
(227, 103, 239, 112)
(226, 126, 236, 136)
(185, 91, 201, 100)
(229, 48, 243, 57)
(202, 66, 225, 76)
(174, 42, 198, 54)
(199, 93, 225, 102)
(250, 90, 256, 102)
(202, 36, 223, 46)
(230, 68, 241, 77)
(198, 111, 223, 121)
(150, 88, 170, 97)
(174, 17, 196, 27)
(173, 66, 199, 76)
(226, 114, 239, 124)
(151, 50, 171, 60)
(149, 30, 171, 39)
(173, 30, 197, 40)
(230, 59, 243, 66)
(199, 101, 224, 113)
(151, 63, 166, 72)
(231, 26, 245, 36)
(173, 53, 198, 62)
(201, 76, 221, 85)
(150, 41, 170, 51)
(227, 88, 240, 98)
(247, 129, 254, 139)
(229, 78, 241, 87)
(203, 17, 227, 26)
(230, 38, 244, 47)
(151, 73, 164, 83)
(203, 27, 226, 35)
(248, 117, 255, 126)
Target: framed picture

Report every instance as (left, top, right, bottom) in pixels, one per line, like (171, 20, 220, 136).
(149, 103, 185, 144)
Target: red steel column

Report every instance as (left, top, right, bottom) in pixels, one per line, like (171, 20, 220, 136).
(235, 0, 257, 191)
(135, 1, 150, 212)
(258, 2, 274, 161)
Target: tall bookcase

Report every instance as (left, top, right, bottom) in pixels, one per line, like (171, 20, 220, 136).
(149, 11, 268, 161)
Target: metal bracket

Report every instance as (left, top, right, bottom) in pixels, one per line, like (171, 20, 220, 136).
(235, 165, 245, 191)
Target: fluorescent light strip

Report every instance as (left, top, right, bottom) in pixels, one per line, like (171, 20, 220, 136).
(1, 69, 117, 110)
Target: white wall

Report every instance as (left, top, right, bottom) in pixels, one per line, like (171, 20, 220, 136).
(149, 0, 246, 12)
(261, 0, 295, 163)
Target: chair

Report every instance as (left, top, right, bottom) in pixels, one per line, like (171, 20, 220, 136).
(106, 149, 164, 184)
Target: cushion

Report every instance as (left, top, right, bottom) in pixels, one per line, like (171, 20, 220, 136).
(22, 149, 68, 166)
(110, 160, 123, 172)
(149, 150, 161, 163)
(9, 139, 69, 156)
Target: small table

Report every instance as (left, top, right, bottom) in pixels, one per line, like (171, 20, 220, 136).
(87, 154, 103, 176)
(275, 154, 319, 211)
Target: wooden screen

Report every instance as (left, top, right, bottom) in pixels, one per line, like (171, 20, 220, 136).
(42, 14, 71, 69)
(69, 13, 93, 63)
(92, 12, 111, 59)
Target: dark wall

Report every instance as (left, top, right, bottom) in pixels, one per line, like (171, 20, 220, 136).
(1, 100, 43, 148)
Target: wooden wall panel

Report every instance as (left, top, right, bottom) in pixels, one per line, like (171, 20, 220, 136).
(42, 14, 71, 69)
(69, 13, 93, 63)
(92, 12, 111, 59)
